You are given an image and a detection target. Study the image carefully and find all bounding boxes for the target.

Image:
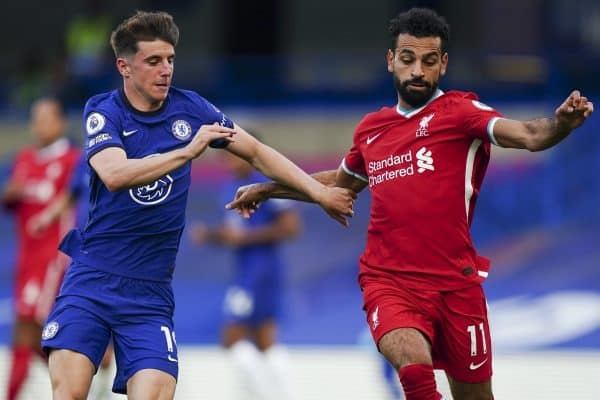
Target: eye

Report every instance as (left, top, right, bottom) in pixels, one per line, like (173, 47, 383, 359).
(423, 56, 439, 66)
(399, 56, 414, 64)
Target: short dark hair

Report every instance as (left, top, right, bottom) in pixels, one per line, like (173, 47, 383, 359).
(388, 8, 450, 53)
(110, 11, 179, 57)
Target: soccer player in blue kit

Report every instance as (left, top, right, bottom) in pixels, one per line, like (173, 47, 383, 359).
(41, 10, 356, 400)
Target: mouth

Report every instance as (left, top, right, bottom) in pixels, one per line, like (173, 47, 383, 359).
(155, 83, 170, 92)
(407, 82, 428, 90)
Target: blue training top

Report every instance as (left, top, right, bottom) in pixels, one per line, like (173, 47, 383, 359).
(60, 86, 234, 282)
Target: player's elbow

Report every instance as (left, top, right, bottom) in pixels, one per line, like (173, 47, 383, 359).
(101, 173, 127, 192)
(524, 137, 550, 152)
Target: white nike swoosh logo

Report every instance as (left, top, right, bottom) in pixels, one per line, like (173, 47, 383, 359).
(168, 355, 178, 363)
(366, 132, 383, 145)
(469, 358, 488, 370)
(123, 129, 138, 137)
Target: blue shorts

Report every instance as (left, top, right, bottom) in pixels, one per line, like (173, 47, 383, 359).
(223, 272, 281, 326)
(41, 263, 178, 394)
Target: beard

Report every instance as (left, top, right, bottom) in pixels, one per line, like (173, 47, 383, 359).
(393, 74, 438, 108)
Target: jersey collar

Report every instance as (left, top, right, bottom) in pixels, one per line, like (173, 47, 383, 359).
(118, 87, 170, 117)
(396, 89, 444, 118)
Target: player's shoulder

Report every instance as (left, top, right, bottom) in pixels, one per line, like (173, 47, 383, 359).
(84, 89, 120, 114)
(15, 145, 36, 161)
(440, 90, 496, 112)
(357, 105, 397, 129)
(169, 86, 215, 111)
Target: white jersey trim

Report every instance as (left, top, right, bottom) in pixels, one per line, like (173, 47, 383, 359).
(341, 159, 368, 182)
(396, 89, 445, 118)
(465, 138, 483, 223)
(487, 117, 501, 146)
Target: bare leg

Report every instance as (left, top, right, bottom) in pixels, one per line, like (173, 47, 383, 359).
(253, 319, 276, 351)
(88, 345, 115, 400)
(378, 327, 433, 369)
(48, 349, 95, 400)
(378, 327, 443, 400)
(127, 368, 176, 400)
(446, 375, 493, 400)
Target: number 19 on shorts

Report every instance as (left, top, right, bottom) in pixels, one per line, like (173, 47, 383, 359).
(161, 325, 178, 362)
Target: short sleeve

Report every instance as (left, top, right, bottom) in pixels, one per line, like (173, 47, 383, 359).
(196, 98, 235, 149)
(341, 132, 368, 183)
(461, 98, 503, 145)
(83, 108, 123, 159)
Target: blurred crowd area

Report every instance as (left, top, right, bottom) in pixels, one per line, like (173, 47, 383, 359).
(0, 0, 600, 114)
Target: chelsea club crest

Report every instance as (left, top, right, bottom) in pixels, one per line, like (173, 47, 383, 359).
(171, 120, 192, 140)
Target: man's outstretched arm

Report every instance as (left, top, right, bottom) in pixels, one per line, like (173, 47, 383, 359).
(226, 166, 365, 219)
(492, 90, 593, 151)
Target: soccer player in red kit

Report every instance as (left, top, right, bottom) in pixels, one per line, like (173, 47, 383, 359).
(1, 98, 80, 400)
(225, 8, 594, 400)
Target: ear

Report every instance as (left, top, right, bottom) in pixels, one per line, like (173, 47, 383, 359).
(116, 58, 130, 77)
(386, 49, 394, 73)
(440, 52, 448, 76)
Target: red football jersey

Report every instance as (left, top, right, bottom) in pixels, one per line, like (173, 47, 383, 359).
(343, 90, 503, 291)
(7, 138, 80, 321)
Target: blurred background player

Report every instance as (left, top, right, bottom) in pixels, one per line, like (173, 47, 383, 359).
(190, 146, 301, 400)
(28, 154, 116, 400)
(1, 97, 80, 400)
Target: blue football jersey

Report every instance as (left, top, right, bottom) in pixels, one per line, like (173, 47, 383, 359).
(60, 87, 234, 282)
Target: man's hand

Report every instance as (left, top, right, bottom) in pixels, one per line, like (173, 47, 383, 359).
(226, 182, 357, 227)
(313, 186, 357, 227)
(225, 183, 268, 219)
(555, 90, 594, 132)
(185, 123, 236, 160)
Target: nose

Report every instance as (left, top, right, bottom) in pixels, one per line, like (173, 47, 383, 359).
(411, 60, 425, 78)
(160, 60, 173, 76)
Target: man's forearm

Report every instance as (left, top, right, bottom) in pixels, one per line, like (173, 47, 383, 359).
(255, 169, 338, 202)
(523, 117, 572, 151)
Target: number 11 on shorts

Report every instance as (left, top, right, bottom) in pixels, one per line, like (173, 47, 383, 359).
(467, 323, 487, 356)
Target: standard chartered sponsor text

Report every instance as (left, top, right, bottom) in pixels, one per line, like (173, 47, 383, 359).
(368, 150, 415, 187)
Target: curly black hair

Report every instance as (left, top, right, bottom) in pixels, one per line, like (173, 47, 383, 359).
(388, 8, 450, 53)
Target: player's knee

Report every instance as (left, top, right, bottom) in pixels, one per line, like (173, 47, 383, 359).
(128, 369, 176, 400)
(51, 379, 89, 400)
(379, 328, 432, 370)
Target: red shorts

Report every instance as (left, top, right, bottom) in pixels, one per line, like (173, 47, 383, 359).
(360, 275, 492, 383)
(15, 248, 69, 324)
